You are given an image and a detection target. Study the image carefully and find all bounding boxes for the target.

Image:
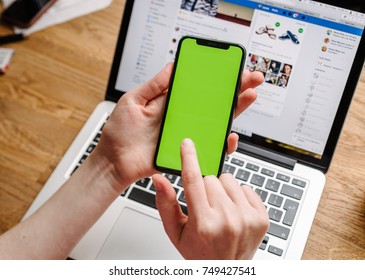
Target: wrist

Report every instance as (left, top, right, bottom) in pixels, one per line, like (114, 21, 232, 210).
(82, 146, 130, 197)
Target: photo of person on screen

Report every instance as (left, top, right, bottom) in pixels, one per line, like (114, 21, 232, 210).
(181, 0, 219, 17)
(281, 64, 293, 76)
(277, 74, 288, 88)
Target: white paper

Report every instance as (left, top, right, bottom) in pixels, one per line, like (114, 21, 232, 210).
(0, 47, 14, 73)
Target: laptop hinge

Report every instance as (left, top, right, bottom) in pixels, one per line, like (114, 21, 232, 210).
(238, 142, 296, 170)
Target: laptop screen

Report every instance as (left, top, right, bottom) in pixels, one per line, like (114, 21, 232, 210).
(107, 0, 365, 172)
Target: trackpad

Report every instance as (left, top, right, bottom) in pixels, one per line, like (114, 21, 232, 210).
(96, 208, 182, 259)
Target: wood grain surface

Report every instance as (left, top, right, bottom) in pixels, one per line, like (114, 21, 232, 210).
(0, 0, 364, 259)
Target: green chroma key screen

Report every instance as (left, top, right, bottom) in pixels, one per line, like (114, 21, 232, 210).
(155, 37, 244, 176)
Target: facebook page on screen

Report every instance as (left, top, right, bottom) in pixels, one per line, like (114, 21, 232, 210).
(116, 0, 364, 157)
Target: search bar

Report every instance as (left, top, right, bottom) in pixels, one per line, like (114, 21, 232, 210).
(262, 0, 296, 7)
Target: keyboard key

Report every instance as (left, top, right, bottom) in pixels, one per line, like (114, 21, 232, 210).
(265, 179, 280, 192)
(177, 177, 183, 187)
(86, 144, 96, 154)
(128, 188, 157, 209)
(149, 184, 156, 192)
(120, 187, 129, 197)
(255, 189, 268, 202)
(268, 194, 284, 208)
(259, 236, 269, 250)
(180, 204, 188, 215)
(283, 199, 299, 226)
(70, 165, 80, 176)
(292, 178, 306, 188)
(93, 133, 101, 143)
(100, 122, 106, 131)
(250, 174, 265, 187)
(268, 208, 283, 222)
(129, 187, 187, 215)
(276, 173, 290, 182)
(259, 243, 267, 250)
(79, 154, 88, 164)
(135, 178, 151, 188)
(164, 173, 177, 184)
(178, 191, 186, 204)
(231, 158, 244, 166)
(268, 245, 283, 256)
(235, 169, 250, 182)
(261, 168, 275, 177)
(246, 163, 259, 172)
(267, 222, 290, 240)
(222, 164, 236, 174)
(281, 184, 303, 200)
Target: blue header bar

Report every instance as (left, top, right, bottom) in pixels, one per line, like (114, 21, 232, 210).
(225, 0, 364, 36)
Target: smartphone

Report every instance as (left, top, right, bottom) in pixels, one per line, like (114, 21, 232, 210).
(154, 36, 245, 177)
(1, 0, 58, 28)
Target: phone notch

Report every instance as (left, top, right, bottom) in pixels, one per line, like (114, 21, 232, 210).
(196, 38, 230, 50)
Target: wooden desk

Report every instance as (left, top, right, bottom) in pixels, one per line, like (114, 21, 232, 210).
(0, 0, 364, 259)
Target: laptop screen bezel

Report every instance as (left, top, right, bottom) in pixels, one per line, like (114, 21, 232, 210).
(105, 0, 365, 173)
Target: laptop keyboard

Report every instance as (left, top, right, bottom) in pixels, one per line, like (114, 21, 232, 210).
(71, 119, 308, 258)
(223, 158, 305, 257)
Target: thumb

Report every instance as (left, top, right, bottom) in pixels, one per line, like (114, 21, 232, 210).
(226, 132, 239, 155)
(153, 174, 187, 245)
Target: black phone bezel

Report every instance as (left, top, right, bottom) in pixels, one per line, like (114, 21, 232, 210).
(153, 36, 246, 177)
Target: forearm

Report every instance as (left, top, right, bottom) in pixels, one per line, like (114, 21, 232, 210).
(0, 148, 124, 259)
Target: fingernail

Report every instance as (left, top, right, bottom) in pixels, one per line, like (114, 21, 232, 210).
(182, 138, 194, 147)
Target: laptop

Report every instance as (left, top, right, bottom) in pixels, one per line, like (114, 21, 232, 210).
(23, 0, 365, 260)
